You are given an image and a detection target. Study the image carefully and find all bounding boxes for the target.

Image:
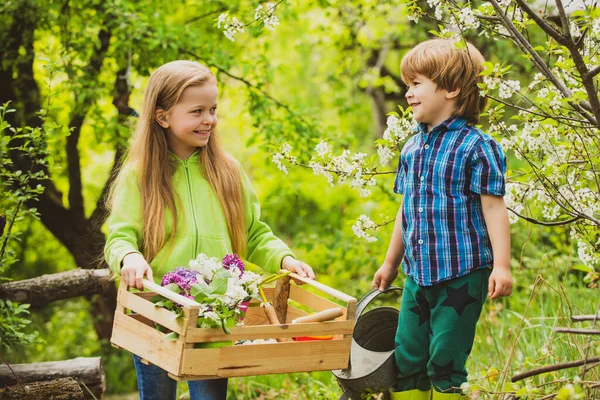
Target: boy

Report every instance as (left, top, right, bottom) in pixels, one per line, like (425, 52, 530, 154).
(372, 39, 513, 400)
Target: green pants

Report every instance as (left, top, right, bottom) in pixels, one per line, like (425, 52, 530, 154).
(394, 268, 490, 393)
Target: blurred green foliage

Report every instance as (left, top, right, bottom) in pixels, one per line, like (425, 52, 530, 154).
(1, 0, 598, 398)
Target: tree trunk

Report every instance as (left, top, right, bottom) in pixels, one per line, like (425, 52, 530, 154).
(0, 378, 85, 400)
(0, 357, 105, 400)
(0, 1, 118, 341)
(0, 269, 112, 307)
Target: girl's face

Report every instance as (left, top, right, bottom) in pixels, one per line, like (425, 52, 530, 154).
(158, 82, 218, 160)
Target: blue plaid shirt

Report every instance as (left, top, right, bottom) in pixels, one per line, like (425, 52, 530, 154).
(394, 117, 506, 286)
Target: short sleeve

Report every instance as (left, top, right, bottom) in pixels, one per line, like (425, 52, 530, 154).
(393, 152, 406, 195)
(469, 137, 506, 196)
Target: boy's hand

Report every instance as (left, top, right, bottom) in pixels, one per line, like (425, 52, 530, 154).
(372, 263, 399, 291)
(281, 255, 315, 284)
(121, 253, 153, 290)
(488, 267, 513, 299)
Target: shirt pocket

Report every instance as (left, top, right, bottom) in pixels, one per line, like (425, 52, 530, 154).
(430, 151, 468, 197)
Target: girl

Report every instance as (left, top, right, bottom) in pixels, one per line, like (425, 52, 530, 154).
(104, 60, 314, 400)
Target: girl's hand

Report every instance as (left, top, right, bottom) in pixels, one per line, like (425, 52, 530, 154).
(372, 263, 399, 291)
(121, 253, 153, 290)
(281, 256, 315, 284)
(488, 267, 513, 299)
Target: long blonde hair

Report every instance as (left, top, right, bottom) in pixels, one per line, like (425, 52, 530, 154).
(109, 60, 246, 263)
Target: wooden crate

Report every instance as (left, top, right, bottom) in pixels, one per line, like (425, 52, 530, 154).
(110, 273, 356, 380)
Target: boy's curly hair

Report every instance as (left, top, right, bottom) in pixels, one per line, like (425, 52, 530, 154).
(400, 39, 488, 124)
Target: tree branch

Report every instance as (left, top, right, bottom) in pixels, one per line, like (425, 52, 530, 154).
(0, 357, 105, 400)
(67, 25, 112, 220)
(89, 147, 125, 230)
(489, 0, 597, 126)
(554, 0, 572, 41)
(507, 208, 582, 226)
(513, 0, 567, 45)
(572, 315, 600, 322)
(0, 268, 112, 307)
(511, 357, 600, 382)
(554, 328, 600, 335)
(182, 50, 315, 130)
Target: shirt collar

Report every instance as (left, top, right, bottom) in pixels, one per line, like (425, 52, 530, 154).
(414, 116, 468, 136)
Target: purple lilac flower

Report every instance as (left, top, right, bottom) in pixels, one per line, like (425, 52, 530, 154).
(222, 254, 245, 277)
(161, 267, 199, 296)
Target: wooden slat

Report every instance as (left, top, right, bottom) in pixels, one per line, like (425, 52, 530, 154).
(110, 311, 182, 375)
(241, 306, 269, 326)
(287, 273, 356, 303)
(180, 338, 351, 377)
(290, 285, 342, 313)
(286, 305, 309, 321)
(185, 320, 354, 342)
(119, 290, 187, 334)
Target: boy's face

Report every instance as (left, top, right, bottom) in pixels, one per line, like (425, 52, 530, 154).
(405, 74, 458, 132)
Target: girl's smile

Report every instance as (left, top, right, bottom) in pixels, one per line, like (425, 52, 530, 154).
(157, 83, 219, 160)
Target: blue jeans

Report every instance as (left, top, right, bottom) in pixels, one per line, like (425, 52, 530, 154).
(133, 355, 228, 400)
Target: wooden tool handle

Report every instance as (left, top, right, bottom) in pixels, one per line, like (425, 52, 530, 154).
(291, 307, 344, 324)
(262, 303, 280, 325)
(261, 303, 289, 342)
(140, 279, 201, 308)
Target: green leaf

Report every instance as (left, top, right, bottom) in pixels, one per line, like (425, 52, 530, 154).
(571, 264, 594, 273)
(162, 283, 180, 293)
(163, 332, 179, 341)
(209, 269, 230, 295)
(191, 282, 211, 299)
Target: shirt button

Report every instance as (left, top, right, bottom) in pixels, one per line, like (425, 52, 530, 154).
(420, 176, 424, 181)
(424, 144, 430, 149)
(418, 239, 424, 244)
(418, 207, 423, 212)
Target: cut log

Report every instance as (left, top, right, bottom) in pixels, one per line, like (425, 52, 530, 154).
(0, 357, 105, 400)
(0, 268, 112, 307)
(0, 377, 84, 400)
(273, 275, 291, 324)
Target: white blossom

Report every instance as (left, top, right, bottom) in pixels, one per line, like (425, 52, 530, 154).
(377, 144, 394, 166)
(352, 215, 378, 242)
(315, 141, 331, 157)
(457, 7, 479, 30)
(498, 79, 520, 99)
(272, 152, 288, 174)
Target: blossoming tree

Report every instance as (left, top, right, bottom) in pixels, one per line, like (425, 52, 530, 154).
(225, 1, 600, 282)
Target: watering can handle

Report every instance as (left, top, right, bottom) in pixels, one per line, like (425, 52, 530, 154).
(355, 286, 402, 319)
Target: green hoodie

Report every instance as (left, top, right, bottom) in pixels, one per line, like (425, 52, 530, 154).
(104, 151, 295, 281)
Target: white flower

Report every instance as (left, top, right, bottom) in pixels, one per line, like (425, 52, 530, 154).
(281, 143, 292, 155)
(315, 141, 330, 157)
(217, 13, 228, 29)
(272, 153, 288, 174)
(457, 7, 479, 30)
(570, 21, 581, 38)
(254, 4, 264, 20)
(352, 215, 378, 242)
(498, 79, 520, 99)
(263, 15, 280, 31)
(377, 144, 394, 166)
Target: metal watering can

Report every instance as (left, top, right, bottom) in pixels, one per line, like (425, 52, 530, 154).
(332, 286, 402, 400)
